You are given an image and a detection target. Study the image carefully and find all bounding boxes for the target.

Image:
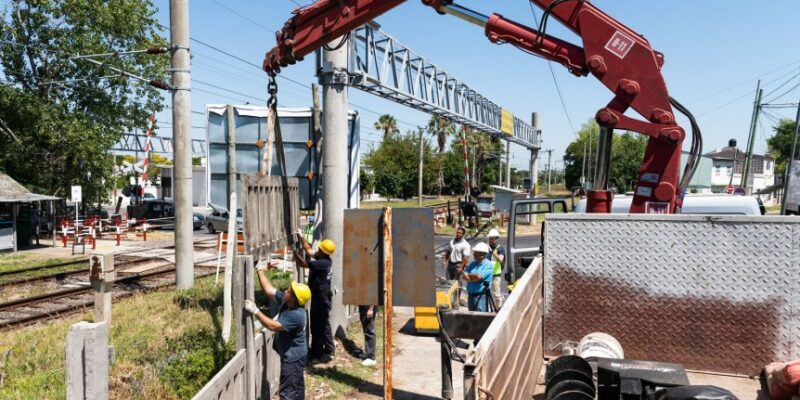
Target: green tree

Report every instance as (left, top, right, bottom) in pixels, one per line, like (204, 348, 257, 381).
(364, 130, 437, 200)
(0, 0, 167, 203)
(359, 167, 375, 200)
(563, 119, 647, 193)
(767, 118, 798, 177)
(427, 115, 455, 195)
(373, 114, 399, 139)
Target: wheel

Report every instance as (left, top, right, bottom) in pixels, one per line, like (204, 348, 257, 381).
(207, 223, 216, 234)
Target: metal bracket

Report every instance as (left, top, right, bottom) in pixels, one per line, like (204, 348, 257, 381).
(317, 61, 352, 86)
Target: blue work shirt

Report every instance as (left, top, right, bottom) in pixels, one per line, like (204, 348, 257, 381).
(464, 258, 493, 294)
(273, 290, 308, 363)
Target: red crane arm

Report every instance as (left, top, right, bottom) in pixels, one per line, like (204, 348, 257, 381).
(263, 1, 695, 214)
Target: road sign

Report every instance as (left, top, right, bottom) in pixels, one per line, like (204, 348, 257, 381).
(71, 185, 82, 203)
(726, 185, 734, 194)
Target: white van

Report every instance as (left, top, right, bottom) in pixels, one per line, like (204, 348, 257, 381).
(574, 194, 765, 216)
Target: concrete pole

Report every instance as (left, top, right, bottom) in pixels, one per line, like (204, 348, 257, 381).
(321, 36, 349, 338)
(530, 112, 540, 196)
(742, 81, 762, 190)
(780, 102, 800, 215)
(226, 105, 237, 205)
(546, 149, 553, 193)
(505, 140, 511, 188)
(170, 0, 193, 289)
(418, 127, 424, 206)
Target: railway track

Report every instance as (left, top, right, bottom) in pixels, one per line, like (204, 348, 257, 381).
(0, 265, 216, 330)
(0, 256, 167, 289)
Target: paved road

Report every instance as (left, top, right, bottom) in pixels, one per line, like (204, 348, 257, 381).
(434, 234, 541, 254)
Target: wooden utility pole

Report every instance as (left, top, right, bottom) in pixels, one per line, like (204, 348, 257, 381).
(742, 81, 763, 190)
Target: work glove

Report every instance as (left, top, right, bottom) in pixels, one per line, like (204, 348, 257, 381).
(243, 300, 260, 315)
(296, 229, 304, 239)
(255, 261, 268, 272)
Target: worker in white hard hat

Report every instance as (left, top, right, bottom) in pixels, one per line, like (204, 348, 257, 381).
(485, 229, 506, 309)
(462, 242, 494, 312)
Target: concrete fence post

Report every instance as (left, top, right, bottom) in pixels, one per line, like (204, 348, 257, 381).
(66, 321, 109, 400)
(89, 251, 115, 324)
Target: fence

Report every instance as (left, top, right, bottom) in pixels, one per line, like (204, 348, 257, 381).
(241, 175, 299, 260)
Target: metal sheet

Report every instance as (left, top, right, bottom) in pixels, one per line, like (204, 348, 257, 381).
(543, 214, 800, 375)
(343, 208, 435, 307)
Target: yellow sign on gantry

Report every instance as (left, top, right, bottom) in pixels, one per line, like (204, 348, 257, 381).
(500, 108, 514, 136)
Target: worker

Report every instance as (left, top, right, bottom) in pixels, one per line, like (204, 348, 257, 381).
(243, 262, 311, 400)
(294, 231, 336, 362)
(486, 229, 506, 309)
(303, 215, 315, 244)
(358, 305, 377, 367)
(442, 226, 471, 281)
(462, 242, 494, 312)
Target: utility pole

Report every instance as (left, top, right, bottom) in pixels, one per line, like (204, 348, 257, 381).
(545, 149, 553, 193)
(170, 0, 193, 289)
(581, 139, 587, 188)
(320, 36, 349, 338)
(529, 112, 540, 196)
(417, 127, 424, 206)
(587, 124, 594, 189)
(780, 101, 800, 215)
(742, 81, 763, 191)
(505, 139, 511, 188)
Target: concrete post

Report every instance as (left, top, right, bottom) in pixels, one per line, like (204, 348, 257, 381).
(89, 251, 115, 324)
(243, 255, 256, 400)
(530, 112, 540, 196)
(321, 36, 349, 337)
(505, 140, 511, 188)
(66, 321, 109, 400)
(226, 104, 237, 206)
(170, 0, 194, 289)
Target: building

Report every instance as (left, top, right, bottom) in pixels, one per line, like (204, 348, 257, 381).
(704, 139, 775, 195)
(0, 172, 60, 252)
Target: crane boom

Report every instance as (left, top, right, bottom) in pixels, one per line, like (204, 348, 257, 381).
(264, 0, 701, 214)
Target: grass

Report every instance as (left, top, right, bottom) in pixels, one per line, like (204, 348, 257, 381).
(360, 196, 460, 210)
(0, 253, 82, 275)
(306, 312, 386, 399)
(0, 276, 234, 400)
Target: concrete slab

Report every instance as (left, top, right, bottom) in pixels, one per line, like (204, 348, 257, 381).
(391, 306, 464, 400)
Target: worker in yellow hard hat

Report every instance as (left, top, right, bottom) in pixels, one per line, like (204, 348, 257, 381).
(244, 261, 311, 400)
(294, 229, 336, 363)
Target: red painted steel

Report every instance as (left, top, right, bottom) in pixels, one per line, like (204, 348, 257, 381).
(263, 0, 687, 213)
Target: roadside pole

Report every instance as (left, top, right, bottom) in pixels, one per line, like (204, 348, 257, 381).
(170, 0, 193, 289)
(418, 127, 424, 207)
(780, 101, 800, 215)
(320, 36, 349, 337)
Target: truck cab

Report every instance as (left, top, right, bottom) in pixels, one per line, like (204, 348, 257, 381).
(506, 197, 569, 283)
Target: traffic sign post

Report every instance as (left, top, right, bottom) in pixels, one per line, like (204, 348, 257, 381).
(726, 185, 734, 194)
(71, 186, 82, 222)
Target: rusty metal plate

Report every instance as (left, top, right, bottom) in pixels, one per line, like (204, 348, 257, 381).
(543, 214, 800, 375)
(343, 208, 435, 307)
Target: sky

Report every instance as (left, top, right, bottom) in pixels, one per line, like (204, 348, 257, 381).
(148, 0, 800, 170)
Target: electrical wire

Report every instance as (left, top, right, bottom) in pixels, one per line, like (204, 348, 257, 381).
(761, 68, 800, 101)
(527, 2, 577, 136)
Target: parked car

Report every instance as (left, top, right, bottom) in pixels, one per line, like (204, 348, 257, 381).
(475, 195, 495, 218)
(574, 194, 765, 215)
(193, 212, 205, 230)
(85, 206, 110, 219)
(127, 199, 175, 222)
(205, 204, 242, 233)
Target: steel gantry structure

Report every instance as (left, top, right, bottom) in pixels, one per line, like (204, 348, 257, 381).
(113, 133, 207, 156)
(340, 22, 541, 150)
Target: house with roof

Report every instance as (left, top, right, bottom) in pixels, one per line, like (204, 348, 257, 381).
(0, 172, 60, 252)
(704, 139, 775, 196)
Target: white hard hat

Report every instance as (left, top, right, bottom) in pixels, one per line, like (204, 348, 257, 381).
(473, 242, 490, 254)
(487, 229, 500, 238)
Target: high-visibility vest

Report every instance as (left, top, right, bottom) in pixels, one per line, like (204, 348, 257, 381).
(490, 245, 504, 275)
(304, 224, 314, 244)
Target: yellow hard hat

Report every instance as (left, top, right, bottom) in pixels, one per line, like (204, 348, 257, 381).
(319, 238, 336, 255)
(291, 281, 311, 306)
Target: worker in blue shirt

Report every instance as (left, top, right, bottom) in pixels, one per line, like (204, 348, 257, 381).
(462, 242, 494, 312)
(244, 262, 312, 400)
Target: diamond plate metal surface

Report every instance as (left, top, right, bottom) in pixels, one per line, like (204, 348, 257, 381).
(342, 208, 436, 307)
(543, 214, 800, 375)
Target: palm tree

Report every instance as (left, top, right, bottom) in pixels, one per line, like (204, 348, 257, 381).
(427, 116, 455, 196)
(373, 114, 399, 139)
